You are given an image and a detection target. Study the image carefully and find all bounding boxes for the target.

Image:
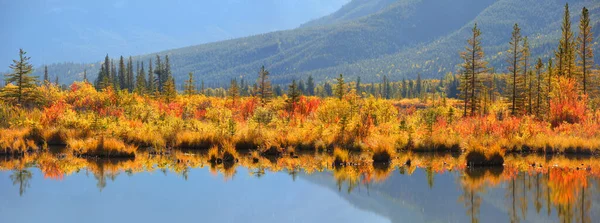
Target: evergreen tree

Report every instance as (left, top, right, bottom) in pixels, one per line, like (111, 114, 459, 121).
(577, 7, 594, 95)
(356, 76, 361, 95)
(118, 56, 126, 90)
(257, 66, 272, 105)
(201, 79, 205, 95)
(184, 72, 196, 96)
(507, 23, 525, 116)
(324, 82, 333, 97)
(110, 59, 118, 90)
(135, 61, 147, 94)
(460, 23, 487, 116)
(306, 75, 315, 96)
(228, 78, 239, 103)
(298, 79, 305, 95)
(162, 77, 177, 101)
(286, 80, 301, 112)
(147, 59, 155, 93)
(163, 55, 172, 94)
(535, 58, 544, 117)
(334, 73, 345, 100)
(127, 56, 134, 92)
(83, 69, 88, 83)
(547, 59, 554, 119)
(1, 49, 39, 106)
(522, 37, 532, 114)
(154, 55, 164, 92)
(416, 73, 422, 98)
(556, 3, 576, 78)
(54, 75, 59, 86)
(43, 65, 49, 84)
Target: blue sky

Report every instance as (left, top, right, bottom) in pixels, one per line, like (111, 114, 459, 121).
(0, 0, 349, 68)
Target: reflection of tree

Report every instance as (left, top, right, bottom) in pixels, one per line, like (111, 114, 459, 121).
(507, 177, 520, 223)
(519, 174, 528, 221)
(575, 185, 591, 223)
(10, 168, 32, 196)
(534, 173, 542, 214)
(426, 166, 434, 189)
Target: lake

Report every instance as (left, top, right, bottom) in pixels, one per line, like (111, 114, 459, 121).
(0, 152, 598, 223)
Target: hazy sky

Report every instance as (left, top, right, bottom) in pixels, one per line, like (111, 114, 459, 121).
(0, 0, 349, 68)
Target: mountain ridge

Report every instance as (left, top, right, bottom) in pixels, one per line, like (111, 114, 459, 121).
(17, 0, 600, 87)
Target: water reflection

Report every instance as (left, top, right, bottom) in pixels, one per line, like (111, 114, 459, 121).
(1, 151, 599, 222)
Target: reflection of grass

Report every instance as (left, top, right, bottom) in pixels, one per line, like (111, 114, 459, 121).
(67, 137, 137, 157)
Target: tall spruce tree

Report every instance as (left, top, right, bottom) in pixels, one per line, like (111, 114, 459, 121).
(127, 56, 134, 92)
(535, 58, 544, 117)
(43, 65, 49, 84)
(163, 77, 177, 101)
(147, 59, 155, 93)
(306, 75, 315, 96)
(83, 69, 88, 83)
(577, 7, 594, 95)
(184, 72, 196, 96)
(522, 37, 532, 114)
(459, 23, 487, 116)
(556, 3, 576, 78)
(135, 61, 147, 94)
(355, 76, 361, 95)
(257, 66, 272, 105)
(154, 55, 164, 92)
(334, 73, 346, 100)
(228, 78, 240, 103)
(1, 49, 39, 105)
(118, 56, 126, 90)
(507, 23, 525, 116)
(110, 59, 118, 90)
(286, 80, 301, 112)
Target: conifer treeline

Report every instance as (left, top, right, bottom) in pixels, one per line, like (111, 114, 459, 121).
(458, 3, 595, 118)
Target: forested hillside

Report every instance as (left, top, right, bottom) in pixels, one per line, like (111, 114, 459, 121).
(22, 0, 600, 87)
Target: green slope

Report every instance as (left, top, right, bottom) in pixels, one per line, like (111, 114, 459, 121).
(23, 0, 600, 87)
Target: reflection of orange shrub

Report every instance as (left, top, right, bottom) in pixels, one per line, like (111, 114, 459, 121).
(548, 168, 588, 206)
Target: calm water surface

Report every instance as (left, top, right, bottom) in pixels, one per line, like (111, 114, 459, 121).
(0, 156, 598, 223)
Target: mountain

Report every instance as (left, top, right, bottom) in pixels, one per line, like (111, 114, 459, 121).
(21, 0, 600, 87)
(0, 0, 349, 69)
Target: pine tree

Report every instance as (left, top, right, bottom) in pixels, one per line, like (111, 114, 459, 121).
(522, 37, 532, 114)
(334, 73, 345, 100)
(324, 82, 332, 97)
(507, 23, 525, 116)
(147, 59, 155, 93)
(110, 59, 118, 90)
(547, 59, 554, 119)
(83, 69, 88, 83)
(1, 49, 39, 106)
(228, 78, 239, 104)
(54, 75, 59, 86)
(162, 77, 177, 101)
(306, 75, 315, 96)
(154, 55, 164, 92)
(577, 7, 594, 95)
(459, 23, 487, 116)
(257, 66, 272, 105)
(127, 56, 134, 92)
(298, 79, 305, 95)
(201, 79, 205, 95)
(356, 76, 361, 95)
(163, 55, 172, 94)
(118, 56, 126, 90)
(135, 61, 147, 94)
(184, 72, 196, 96)
(416, 73, 422, 98)
(43, 65, 49, 84)
(535, 58, 544, 117)
(286, 80, 301, 112)
(557, 3, 576, 78)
